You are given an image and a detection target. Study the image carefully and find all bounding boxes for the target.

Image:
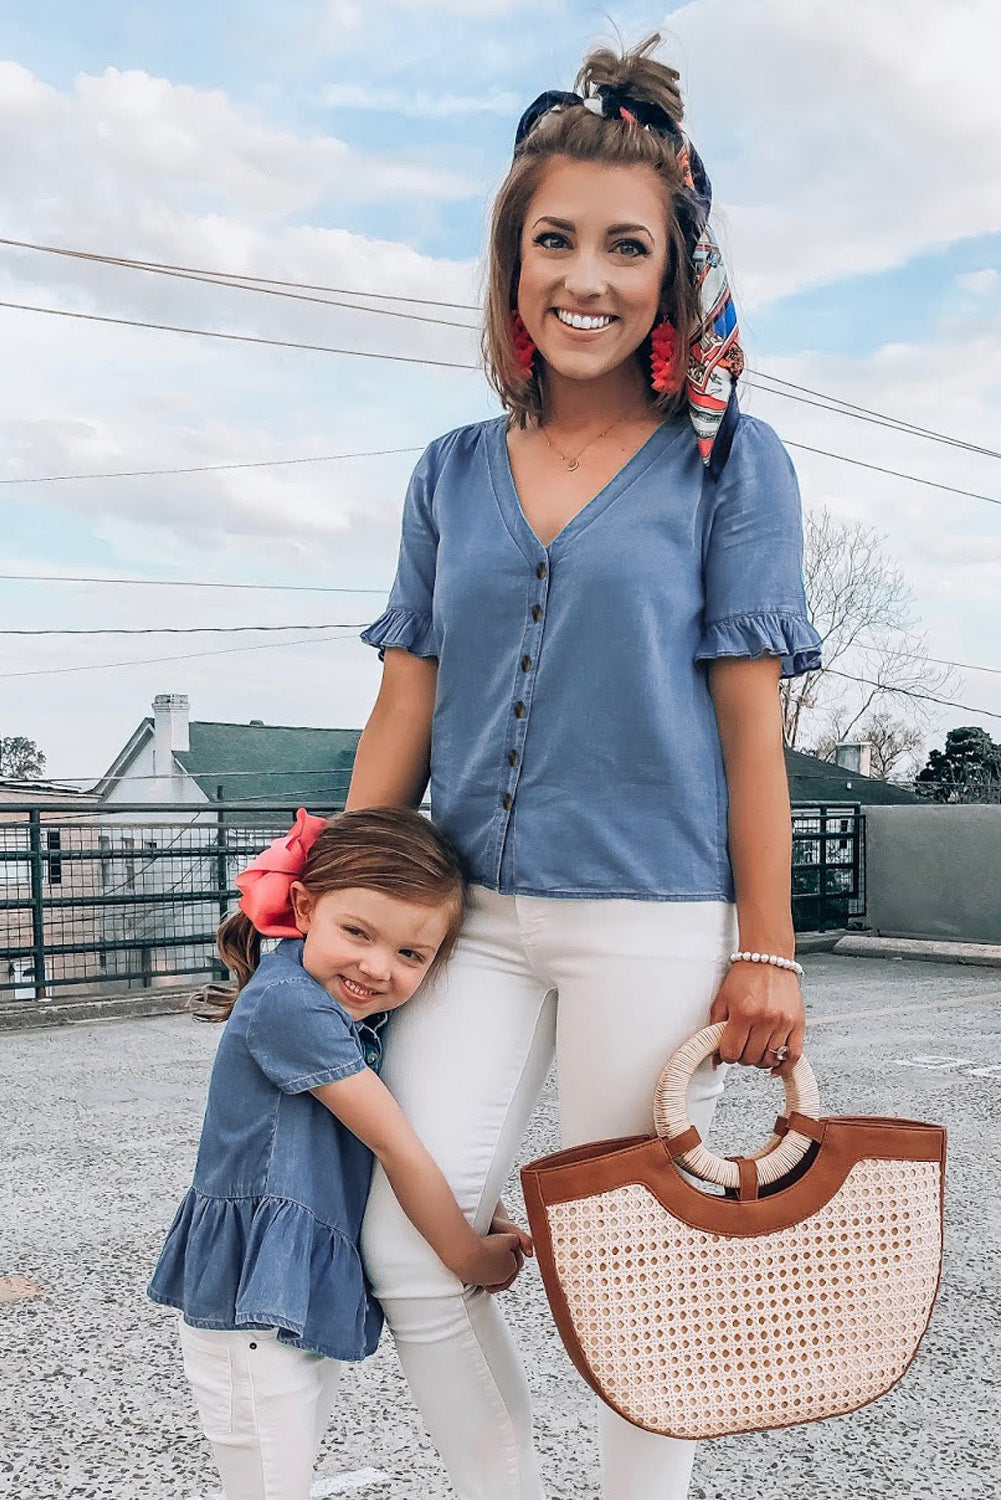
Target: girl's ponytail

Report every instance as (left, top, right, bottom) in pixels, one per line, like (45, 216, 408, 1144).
(189, 911, 261, 1022)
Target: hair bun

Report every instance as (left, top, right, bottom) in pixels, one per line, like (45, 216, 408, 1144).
(576, 32, 683, 125)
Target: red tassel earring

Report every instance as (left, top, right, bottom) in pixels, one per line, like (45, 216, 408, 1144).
(510, 310, 536, 381)
(650, 319, 682, 394)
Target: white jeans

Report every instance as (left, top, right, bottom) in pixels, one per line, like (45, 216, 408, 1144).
(361, 885, 738, 1500)
(178, 1320, 342, 1500)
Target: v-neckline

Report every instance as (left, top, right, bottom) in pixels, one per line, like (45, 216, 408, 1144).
(486, 415, 686, 560)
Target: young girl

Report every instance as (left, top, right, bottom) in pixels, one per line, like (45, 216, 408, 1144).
(148, 806, 529, 1500)
(349, 32, 822, 1500)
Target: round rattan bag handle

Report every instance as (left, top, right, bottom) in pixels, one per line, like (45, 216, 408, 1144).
(653, 1022, 822, 1192)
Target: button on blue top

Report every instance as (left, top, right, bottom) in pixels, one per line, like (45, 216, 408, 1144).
(148, 939, 385, 1360)
(362, 414, 822, 901)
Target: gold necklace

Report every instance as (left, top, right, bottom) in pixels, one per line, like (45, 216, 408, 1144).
(541, 411, 635, 472)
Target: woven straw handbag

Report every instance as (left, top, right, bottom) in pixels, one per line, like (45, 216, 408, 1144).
(520, 1021, 945, 1440)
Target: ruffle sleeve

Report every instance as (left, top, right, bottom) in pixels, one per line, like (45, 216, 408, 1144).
(148, 1188, 383, 1362)
(361, 440, 441, 660)
(697, 416, 822, 682)
(360, 607, 438, 660)
(695, 609, 823, 679)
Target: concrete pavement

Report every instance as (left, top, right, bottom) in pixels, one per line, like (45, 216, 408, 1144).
(1, 953, 998, 1499)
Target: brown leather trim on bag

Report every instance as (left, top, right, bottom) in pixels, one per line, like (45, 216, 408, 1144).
(523, 1117, 946, 1237)
(520, 1164, 608, 1405)
(664, 1125, 701, 1157)
(777, 1111, 825, 1144)
(729, 1155, 759, 1201)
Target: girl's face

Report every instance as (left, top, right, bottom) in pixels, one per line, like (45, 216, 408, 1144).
(290, 884, 453, 1019)
(517, 156, 670, 388)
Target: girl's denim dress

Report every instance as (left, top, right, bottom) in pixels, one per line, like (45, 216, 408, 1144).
(149, 939, 386, 1360)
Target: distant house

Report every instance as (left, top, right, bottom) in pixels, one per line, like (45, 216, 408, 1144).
(93, 694, 360, 810)
(785, 746, 921, 807)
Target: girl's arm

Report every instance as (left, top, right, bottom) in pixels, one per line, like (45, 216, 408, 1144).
(347, 649, 437, 809)
(312, 1069, 521, 1289)
(706, 655, 805, 1073)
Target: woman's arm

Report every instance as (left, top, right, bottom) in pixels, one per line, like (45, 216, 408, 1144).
(346, 649, 437, 810)
(706, 656, 805, 1074)
(312, 1069, 521, 1289)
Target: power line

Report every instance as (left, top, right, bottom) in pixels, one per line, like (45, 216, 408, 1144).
(781, 440, 1001, 507)
(743, 377, 1001, 461)
(0, 622, 366, 636)
(0, 299, 478, 370)
(38, 767, 357, 787)
(0, 235, 481, 310)
(0, 572, 390, 594)
(7, 234, 998, 462)
(0, 628, 358, 680)
(826, 668, 1001, 722)
(853, 639, 1001, 677)
(0, 446, 423, 486)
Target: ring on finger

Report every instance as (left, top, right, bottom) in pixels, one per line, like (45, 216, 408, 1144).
(765, 1044, 790, 1063)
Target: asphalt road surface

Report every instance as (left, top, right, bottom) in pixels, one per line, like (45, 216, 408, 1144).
(2, 953, 998, 1500)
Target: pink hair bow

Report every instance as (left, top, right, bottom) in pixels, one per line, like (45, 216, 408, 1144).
(236, 808, 328, 938)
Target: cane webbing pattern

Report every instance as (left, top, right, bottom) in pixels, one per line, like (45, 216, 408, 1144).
(546, 1157, 941, 1438)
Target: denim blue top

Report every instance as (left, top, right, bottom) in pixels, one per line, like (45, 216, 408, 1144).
(361, 413, 822, 902)
(148, 939, 386, 1361)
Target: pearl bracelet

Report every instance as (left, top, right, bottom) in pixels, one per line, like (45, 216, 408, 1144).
(728, 950, 805, 979)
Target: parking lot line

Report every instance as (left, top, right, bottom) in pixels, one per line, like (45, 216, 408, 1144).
(810, 988, 1001, 1028)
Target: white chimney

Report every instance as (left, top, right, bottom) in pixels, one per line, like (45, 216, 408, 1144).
(152, 693, 190, 776)
(833, 740, 872, 778)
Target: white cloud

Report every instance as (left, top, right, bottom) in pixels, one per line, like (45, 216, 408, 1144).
(0, 63, 474, 226)
(956, 269, 998, 296)
(321, 84, 520, 117)
(667, 0, 1001, 307)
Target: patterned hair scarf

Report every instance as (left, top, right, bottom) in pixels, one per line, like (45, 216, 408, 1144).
(513, 86, 744, 478)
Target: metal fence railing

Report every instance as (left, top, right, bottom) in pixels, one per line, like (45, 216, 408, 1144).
(0, 803, 317, 1000)
(2, 799, 865, 1000)
(791, 803, 865, 932)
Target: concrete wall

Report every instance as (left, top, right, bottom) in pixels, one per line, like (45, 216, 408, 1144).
(863, 803, 1001, 943)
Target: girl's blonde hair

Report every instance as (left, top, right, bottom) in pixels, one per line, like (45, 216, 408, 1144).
(192, 808, 465, 1022)
(483, 32, 699, 428)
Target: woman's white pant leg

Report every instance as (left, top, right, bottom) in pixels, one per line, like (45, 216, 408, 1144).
(361, 888, 556, 1500)
(178, 1322, 342, 1500)
(538, 896, 738, 1500)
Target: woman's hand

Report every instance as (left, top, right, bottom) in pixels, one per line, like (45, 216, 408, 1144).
(708, 962, 804, 1078)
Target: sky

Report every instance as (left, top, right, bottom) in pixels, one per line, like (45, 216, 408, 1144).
(1, 0, 999, 787)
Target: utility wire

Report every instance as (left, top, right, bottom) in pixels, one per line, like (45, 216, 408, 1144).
(0, 447, 423, 486)
(0, 628, 358, 680)
(0, 573, 390, 594)
(0, 622, 366, 635)
(824, 668, 1001, 722)
(780, 441, 1000, 508)
(6, 234, 999, 461)
(743, 378, 1001, 461)
(0, 236, 481, 310)
(0, 299, 478, 370)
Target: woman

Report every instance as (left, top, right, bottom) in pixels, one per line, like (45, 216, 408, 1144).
(348, 33, 823, 1500)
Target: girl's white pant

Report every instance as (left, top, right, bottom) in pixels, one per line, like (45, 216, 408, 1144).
(178, 1320, 341, 1500)
(361, 885, 738, 1500)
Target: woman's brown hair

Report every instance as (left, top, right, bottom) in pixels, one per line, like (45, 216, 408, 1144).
(191, 807, 465, 1022)
(483, 32, 700, 428)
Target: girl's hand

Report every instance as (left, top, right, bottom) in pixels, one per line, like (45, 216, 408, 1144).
(708, 962, 804, 1078)
(462, 1231, 523, 1292)
(482, 1209, 534, 1293)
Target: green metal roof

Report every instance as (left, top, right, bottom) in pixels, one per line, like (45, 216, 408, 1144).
(174, 721, 360, 807)
(785, 749, 920, 805)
